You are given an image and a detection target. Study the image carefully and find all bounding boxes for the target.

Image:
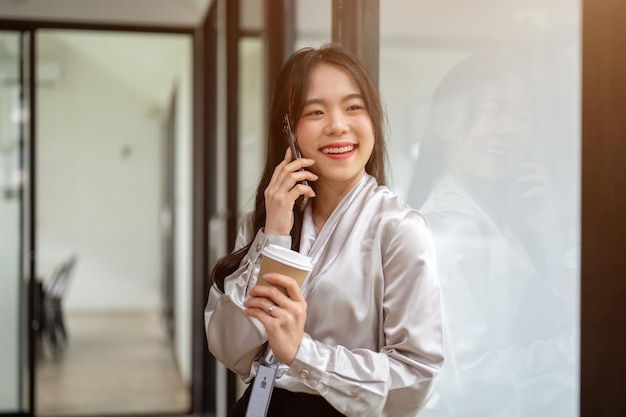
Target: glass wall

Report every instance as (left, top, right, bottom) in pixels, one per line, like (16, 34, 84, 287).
(295, 0, 331, 49)
(238, 0, 266, 216)
(380, 2, 580, 416)
(238, 37, 265, 216)
(0, 30, 30, 415)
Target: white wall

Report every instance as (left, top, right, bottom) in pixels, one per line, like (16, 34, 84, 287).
(36, 36, 162, 311)
(36, 29, 195, 387)
(173, 39, 193, 385)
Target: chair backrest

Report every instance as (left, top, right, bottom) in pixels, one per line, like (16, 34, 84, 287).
(54, 255, 77, 298)
(42, 263, 64, 296)
(44, 255, 78, 299)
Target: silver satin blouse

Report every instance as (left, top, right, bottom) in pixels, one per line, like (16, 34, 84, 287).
(205, 174, 444, 417)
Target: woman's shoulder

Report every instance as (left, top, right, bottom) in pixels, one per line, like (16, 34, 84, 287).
(371, 181, 425, 212)
(368, 183, 429, 231)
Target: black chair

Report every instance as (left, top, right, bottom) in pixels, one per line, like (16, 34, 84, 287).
(40, 255, 78, 359)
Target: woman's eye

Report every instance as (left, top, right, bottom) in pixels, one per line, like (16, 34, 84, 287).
(347, 104, 364, 111)
(305, 110, 323, 116)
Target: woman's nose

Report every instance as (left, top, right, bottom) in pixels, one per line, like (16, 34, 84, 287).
(323, 110, 349, 136)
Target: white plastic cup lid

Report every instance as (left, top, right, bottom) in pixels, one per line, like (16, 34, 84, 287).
(261, 244, 313, 271)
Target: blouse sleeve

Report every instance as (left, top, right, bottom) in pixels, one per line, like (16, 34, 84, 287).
(204, 218, 291, 379)
(284, 210, 444, 417)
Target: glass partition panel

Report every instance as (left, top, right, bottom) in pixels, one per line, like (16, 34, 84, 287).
(380, 2, 580, 417)
(295, 0, 331, 49)
(0, 30, 30, 415)
(238, 37, 265, 216)
(19, 31, 33, 416)
(241, 0, 263, 33)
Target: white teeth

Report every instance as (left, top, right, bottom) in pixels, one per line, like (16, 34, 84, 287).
(322, 145, 355, 154)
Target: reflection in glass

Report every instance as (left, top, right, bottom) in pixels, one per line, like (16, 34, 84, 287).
(380, 2, 580, 417)
(407, 48, 578, 417)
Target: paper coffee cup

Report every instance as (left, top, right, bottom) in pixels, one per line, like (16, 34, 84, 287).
(257, 244, 313, 294)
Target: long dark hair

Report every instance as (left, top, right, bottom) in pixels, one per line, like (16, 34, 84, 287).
(211, 43, 388, 292)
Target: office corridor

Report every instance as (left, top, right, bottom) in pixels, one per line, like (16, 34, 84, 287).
(36, 310, 191, 416)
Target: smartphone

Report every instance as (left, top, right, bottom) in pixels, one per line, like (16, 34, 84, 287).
(282, 114, 309, 211)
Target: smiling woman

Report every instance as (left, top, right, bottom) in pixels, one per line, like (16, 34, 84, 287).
(205, 43, 444, 417)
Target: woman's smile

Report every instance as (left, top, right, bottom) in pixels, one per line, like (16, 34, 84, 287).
(320, 143, 358, 159)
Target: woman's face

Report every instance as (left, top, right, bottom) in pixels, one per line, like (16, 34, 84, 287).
(295, 63, 375, 191)
(446, 72, 533, 183)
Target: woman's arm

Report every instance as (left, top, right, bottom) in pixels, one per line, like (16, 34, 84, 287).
(204, 220, 291, 379)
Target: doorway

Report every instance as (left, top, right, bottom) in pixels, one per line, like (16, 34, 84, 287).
(31, 29, 194, 416)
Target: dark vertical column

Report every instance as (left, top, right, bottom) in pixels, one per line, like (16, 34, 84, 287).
(26, 29, 36, 417)
(581, 0, 626, 416)
(191, 21, 207, 417)
(265, 0, 295, 106)
(226, 0, 241, 410)
(332, 0, 379, 85)
(226, 0, 240, 253)
(192, 4, 217, 416)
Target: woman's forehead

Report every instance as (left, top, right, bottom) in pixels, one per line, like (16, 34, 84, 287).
(305, 63, 360, 97)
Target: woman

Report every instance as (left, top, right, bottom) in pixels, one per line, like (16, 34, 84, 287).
(205, 44, 443, 417)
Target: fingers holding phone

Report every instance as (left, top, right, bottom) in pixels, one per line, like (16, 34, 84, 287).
(283, 114, 313, 212)
(264, 147, 317, 235)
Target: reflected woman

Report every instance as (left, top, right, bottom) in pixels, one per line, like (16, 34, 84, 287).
(408, 49, 577, 417)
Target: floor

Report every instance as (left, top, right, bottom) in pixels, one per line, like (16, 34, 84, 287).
(36, 310, 191, 417)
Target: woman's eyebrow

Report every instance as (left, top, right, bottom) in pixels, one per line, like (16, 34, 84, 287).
(303, 93, 364, 107)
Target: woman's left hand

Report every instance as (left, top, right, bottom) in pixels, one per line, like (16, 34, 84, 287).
(244, 273, 307, 364)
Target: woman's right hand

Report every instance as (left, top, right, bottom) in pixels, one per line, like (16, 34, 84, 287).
(264, 148, 317, 235)
(244, 272, 308, 365)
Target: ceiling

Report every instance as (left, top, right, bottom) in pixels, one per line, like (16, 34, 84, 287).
(0, 0, 212, 27)
(0, 1, 205, 110)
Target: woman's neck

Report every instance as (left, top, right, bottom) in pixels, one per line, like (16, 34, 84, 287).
(310, 174, 364, 231)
